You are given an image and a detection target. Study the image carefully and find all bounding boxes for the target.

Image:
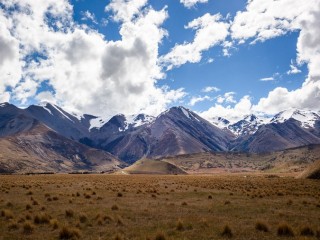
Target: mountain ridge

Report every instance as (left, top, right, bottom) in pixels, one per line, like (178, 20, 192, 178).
(1, 102, 320, 165)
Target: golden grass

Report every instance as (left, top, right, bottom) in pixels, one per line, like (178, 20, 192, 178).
(0, 174, 319, 239)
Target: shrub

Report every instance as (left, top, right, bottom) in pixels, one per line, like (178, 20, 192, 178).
(277, 223, 294, 237)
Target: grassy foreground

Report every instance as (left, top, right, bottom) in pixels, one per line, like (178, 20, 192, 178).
(0, 174, 319, 240)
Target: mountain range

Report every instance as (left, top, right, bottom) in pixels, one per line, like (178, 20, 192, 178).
(1, 102, 320, 172)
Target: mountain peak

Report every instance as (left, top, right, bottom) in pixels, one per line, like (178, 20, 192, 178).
(271, 108, 320, 128)
(0, 102, 10, 107)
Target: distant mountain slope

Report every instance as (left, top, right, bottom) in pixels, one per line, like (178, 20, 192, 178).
(0, 103, 37, 137)
(161, 144, 320, 174)
(26, 102, 95, 140)
(2, 102, 320, 166)
(0, 122, 124, 173)
(92, 107, 234, 163)
(232, 119, 320, 152)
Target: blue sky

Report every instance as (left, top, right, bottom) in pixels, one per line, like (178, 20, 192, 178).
(0, 0, 319, 122)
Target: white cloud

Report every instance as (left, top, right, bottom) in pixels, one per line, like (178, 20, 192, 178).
(81, 10, 98, 24)
(202, 86, 220, 93)
(180, 0, 209, 8)
(189, 95, 211, 106)
(231, 0, 317, 43)
(0, 14, 22, 95)
(161, 13, 229, 70)
(260, 77, 274, 81)
(216, 92, 236, 104)
(105, 0, 148, 22)
(35, 91, 57, 104)
(287, 60, 301, 75)
(227, 0, 320, 115)
(0, 92, 10, 103)
(201, 95, 253, 123)
(0, 0, 186, 117)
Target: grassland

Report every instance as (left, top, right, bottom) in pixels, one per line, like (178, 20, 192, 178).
(0, 174, 319, 240)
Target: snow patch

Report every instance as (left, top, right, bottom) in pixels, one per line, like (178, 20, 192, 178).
(179, 106, 191, 119)
(271, 109, 320, 128)
(50, 104, 74, 122)
(0, 103, 8, 107)
(90, 116, 109, 130)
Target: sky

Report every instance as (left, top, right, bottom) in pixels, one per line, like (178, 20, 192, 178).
(0, 0, 319, 123)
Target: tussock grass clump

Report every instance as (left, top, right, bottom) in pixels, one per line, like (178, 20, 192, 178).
(111, 204, 119, 211)
(155, 232, 166, 240)
(1, 209, 13, 219)
(59, 226, 81, 239)
(8, 221, 19, 230)
(221, 224, 233, 238)
(22, 222, 34, 234)
(113, 234, 124, 240)
(300, 226, 314, 236)
(255, 221, 269, 232)
(50, 219, 59, 230)
(176, 219, 184, 231)
(65, 209, 74, 218)
(79, 213, 88, 223)
(26, 204, 32, 210)
(34, 213, 50, 224)
(277, 223, 294, 237)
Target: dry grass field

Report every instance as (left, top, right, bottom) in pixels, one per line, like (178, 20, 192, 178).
(0, 174, 319, 240)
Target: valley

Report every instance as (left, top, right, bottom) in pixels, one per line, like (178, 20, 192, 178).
(0, 174, 319, 240)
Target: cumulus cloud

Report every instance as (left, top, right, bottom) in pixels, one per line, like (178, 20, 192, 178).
(215, 0, 320, 116)
(287, 60, 301, 75)
(202, 86, 220, 93)
(201, 95, 253, 123)
(0, 0, 186, 117)
(180, 0, 209, 8)
(161, 13, 229, 70)
(0, 14, 22, 95)
(105, 0, 148, 22)
(216, 92, 236, 104)
(189, 95, 211, 106)
(231, 0, 317, 43)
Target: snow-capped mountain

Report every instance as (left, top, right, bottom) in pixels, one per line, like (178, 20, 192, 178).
(210, 114, 267, 136)
(90, 113, 155, 131)
(2, 102, 320, 165)
(270, 109, 320, 128)
(210, 117, 230, 129)
(228, 114, 267, 136)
